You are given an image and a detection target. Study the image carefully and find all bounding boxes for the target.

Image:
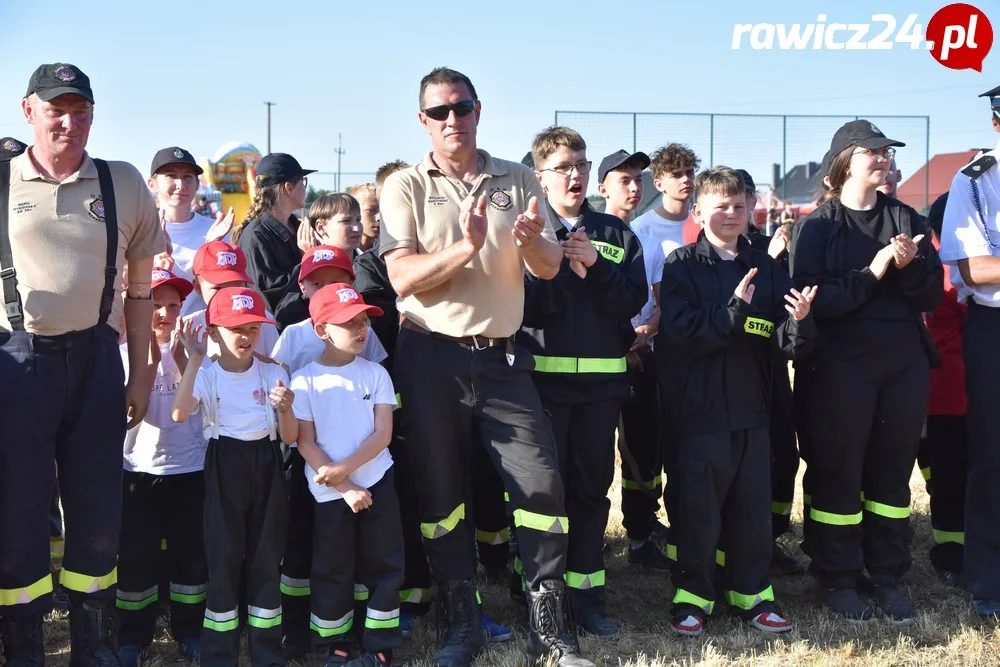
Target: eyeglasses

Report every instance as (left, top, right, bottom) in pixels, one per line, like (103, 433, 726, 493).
(541, 161, 592, 177)
(854, 147, 896, 160)
(421, 99, 477, 122)
(299, 177, 309, 188)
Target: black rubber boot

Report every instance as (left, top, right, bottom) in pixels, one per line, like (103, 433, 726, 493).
(526, 580, 594, 667)
(68, 599, 122, 667)
(1, 614, 46, 667)
(432, 579, 484, 667)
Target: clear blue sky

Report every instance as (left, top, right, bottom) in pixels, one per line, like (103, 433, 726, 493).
(1, 0, 997, 196)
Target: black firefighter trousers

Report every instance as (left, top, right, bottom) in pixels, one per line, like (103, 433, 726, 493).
(394, 328, 568, 591)
(795, 336, 928, 589)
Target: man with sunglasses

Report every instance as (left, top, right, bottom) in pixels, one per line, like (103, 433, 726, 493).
(379, 67, 592, 667)
(940, 84, 1000, 619)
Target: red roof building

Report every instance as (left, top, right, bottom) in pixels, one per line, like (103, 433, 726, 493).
(897, 150, 979, 213)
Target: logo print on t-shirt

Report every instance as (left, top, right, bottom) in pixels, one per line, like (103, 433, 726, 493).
(87, 196, 105, 222)
(363, 393, 371, 400)
(216, 251, 238, 267)
(253, 388, 266, 406)
(488, 188, 513, 212)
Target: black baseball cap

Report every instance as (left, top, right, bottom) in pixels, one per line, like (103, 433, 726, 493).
(0, 137, 27, 162)
(150, 146, 203, 176)
(734, 169, 756, 193)
(256, 153, 316, 186)
(521, 151, 534, 168)
(25, 63, 94, 104)
(597, 150, 650, 183)
(828, 119, 905, 159)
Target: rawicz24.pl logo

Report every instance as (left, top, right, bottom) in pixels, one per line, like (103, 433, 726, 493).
(731, 3, 993, 71)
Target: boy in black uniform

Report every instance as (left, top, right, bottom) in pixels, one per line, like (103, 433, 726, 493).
(658, 167, 815, 636)
(735, 169, 803, 575)
(519, 126, 647, 637)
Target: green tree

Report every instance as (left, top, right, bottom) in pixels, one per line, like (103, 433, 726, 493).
(306, 186, 333, 207)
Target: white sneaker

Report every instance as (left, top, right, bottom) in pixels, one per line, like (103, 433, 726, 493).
(672, 614, 704, 636)
(751, 611, 792, 633)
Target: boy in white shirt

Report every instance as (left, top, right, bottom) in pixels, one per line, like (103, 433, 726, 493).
(184, 240, 279, 362)
(171, 286, 297, 667)
(632, 143, 701, 259)
(291, 284, 402, 667)
(116, 268, 207, 667)
(147, 146, 231, 316)
(268, 244, 387, 658)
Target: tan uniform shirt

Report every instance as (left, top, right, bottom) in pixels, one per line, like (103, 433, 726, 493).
(2, 150, 163, 335)
(379, 150, 554, 339)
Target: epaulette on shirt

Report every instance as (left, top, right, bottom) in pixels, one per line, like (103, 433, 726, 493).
(962, 153, 997, 180)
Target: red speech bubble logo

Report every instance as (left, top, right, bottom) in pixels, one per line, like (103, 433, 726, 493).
(928, 3, 993, 71)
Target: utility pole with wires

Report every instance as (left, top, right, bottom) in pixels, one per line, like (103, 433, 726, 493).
(335, 133, 346, 191)
(263, 101, 276, 153)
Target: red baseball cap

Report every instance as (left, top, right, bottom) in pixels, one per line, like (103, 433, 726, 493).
(300, 245, 355, 282)
(309, 283, 383, 325)
(151, 267, 193, 301)
(206, 287, 275, 328)
(193, 240, 254, 285)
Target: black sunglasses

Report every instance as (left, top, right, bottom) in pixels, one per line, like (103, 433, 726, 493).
(422, 99, 477, 122)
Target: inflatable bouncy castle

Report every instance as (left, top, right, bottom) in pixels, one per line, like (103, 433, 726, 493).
(197, 142, 262, 223)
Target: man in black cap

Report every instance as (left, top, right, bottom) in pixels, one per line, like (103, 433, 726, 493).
(596, 149, 674, 570)
(0, 63, 164, 664)
(940, 84, 1000, 618)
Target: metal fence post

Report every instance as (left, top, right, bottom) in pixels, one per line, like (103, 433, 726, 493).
(781, 115, 787, 200)
(633, 114, 637, 153)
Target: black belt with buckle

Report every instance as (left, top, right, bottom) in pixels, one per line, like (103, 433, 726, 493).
(400, 318, 506, 350)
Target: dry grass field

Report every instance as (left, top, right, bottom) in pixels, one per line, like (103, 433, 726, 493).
(31, 464, 1000, 667)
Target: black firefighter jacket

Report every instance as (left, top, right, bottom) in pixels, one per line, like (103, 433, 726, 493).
(518, 202, 648, 404)
(657, 233, 815, 436)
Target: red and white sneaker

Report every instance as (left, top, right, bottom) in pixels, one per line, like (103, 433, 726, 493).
(751, 611, 792, 633)
(672, 614, 704, 636)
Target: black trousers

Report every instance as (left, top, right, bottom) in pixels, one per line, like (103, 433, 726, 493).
(769, 362, 798, 539)
(796, 337, 928, 589)
(394, 328, 568, 589)
(669, 428, 774, 620)
(472, 436, 512, 573)
(619, 352, 664, 542)
(280, 449, 314, 649)
(387, 417, 433, 613)
(543, 395, 622, 611)
(963, 304, 1000, 600)
(116, 471, 207, 647)
(918, 415, 968, 574)
(310, 471, 404, 653)
(0, 324, 125, 616)
(202, 436, 287, 667)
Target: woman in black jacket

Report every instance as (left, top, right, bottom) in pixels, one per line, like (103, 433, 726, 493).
(789, 120, 942, 622)
(234, 153, 314, 316)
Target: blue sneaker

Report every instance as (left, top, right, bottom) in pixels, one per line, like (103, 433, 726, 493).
(481, 613, 513, 642)
(179, 637, 202, 662)
(975, 599, 1000, 618)
(118, 644, 144, 667)
(400, 611, 419, 638)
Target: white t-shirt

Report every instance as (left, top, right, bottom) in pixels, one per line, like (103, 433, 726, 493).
(183, 309, 280, 367)
(165, 213, 218, 317)
(271, 319, 387, 374)
(291, 357, 397, 502)
(940, 142, 1000, 306)
(632, 209, 688, 283)
(558, 216, 581, 232)
(189, 357, 289, 441)
(121, 342, 206, 475)
(631, 232, 665, 329)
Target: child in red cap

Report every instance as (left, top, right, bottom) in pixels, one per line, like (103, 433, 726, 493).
(184, 240, 279, 363)
(116, 267, 207, 666)
(170, 286, 297, 667)
(290, 284, 402, 667)
(269, 245, 388, 656)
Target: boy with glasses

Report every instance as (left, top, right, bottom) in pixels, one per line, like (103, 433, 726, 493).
(519, 127, 648, 638)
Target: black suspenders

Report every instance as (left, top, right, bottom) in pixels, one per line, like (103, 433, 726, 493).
(0, 157, 119, 332)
